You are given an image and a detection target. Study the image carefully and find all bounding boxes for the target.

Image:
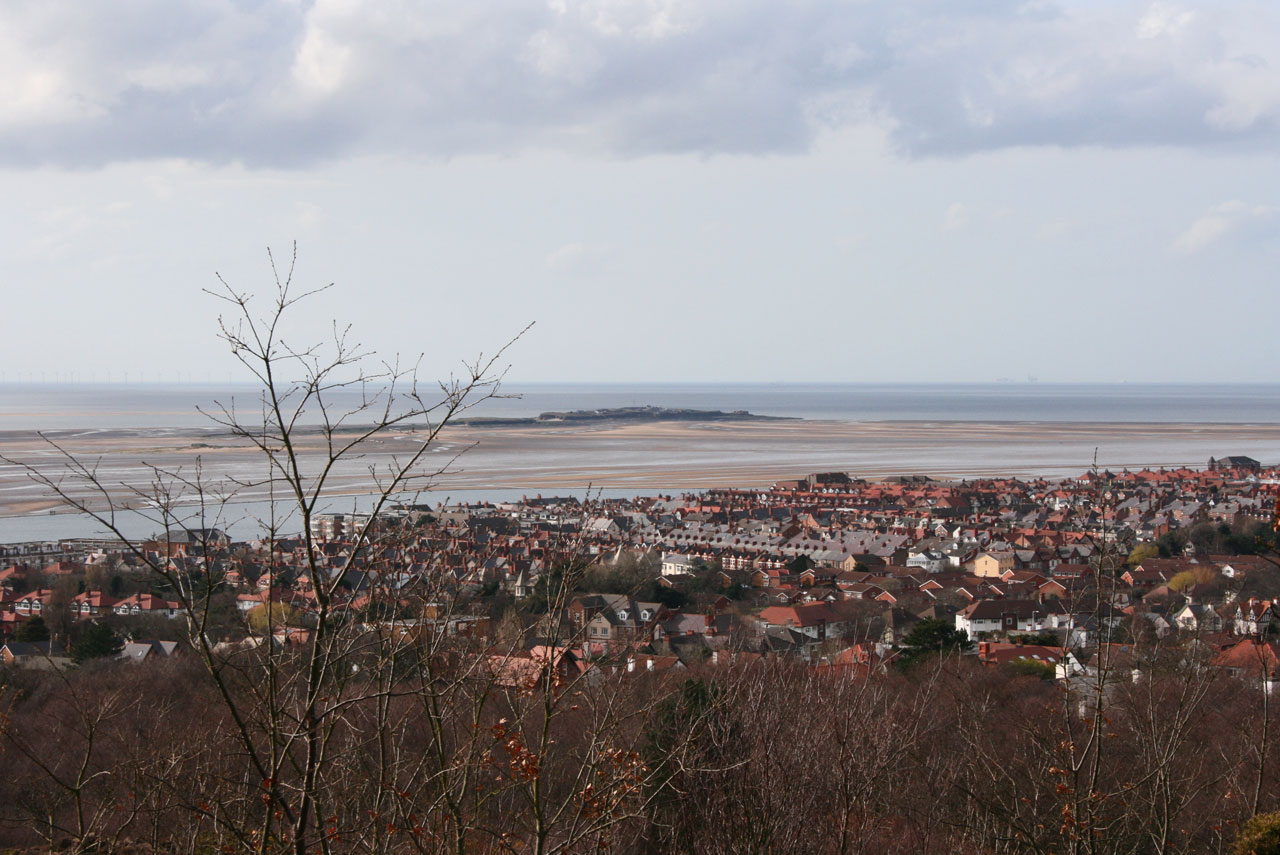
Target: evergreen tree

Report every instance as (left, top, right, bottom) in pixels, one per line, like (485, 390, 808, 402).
(786, 554, 813, 575)
(13, 616, 50, 643)
(71, 622, 123, 663)
(897, 617, 969, 672)
(1234, 812, 1280, 855)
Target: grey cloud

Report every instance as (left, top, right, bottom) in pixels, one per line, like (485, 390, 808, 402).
(872, 2, 1280, 155)
(2, 0, 1279, 167)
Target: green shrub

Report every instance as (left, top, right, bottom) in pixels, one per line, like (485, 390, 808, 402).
(1235, 811, 1280, 855)
(1005, 659, 1056, 681)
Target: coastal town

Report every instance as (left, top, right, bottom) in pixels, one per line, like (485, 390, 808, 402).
(9, 0, 1280, 846)
(2, 452, 1279, 852)
(3, 455, 1277, 683)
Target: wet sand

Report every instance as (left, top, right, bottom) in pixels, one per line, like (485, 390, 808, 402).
(2, 418, 1279, 518)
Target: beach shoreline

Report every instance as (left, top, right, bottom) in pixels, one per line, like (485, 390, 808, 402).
(3, 418, 1279, 520)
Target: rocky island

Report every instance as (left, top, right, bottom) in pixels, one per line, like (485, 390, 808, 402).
(458, 405, 796, 427)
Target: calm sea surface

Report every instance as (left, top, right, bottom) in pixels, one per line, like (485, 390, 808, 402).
(2, 382, 1279, 430)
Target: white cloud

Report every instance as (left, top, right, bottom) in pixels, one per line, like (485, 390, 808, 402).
(546, 242, 587, 267)
(124, 62, 215, 93)
(297, 204, 324, 228)
(292, 24, 354, 95)
(942, 202, 970, 232)
(1036, 219, 1072, 241)
(1136, 4, 1195, 40)
(544, 242, 616, 275)
(1174, 200, 1277, 253)
(3, 0, 1280, 167)
(575, 0, 700, 41)
(523, 29, 604, 83)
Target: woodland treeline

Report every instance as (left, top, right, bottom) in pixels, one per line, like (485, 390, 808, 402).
(0, 633, 1277, 855)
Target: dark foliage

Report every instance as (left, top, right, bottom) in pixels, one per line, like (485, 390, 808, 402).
(1235, 811, 1280, 855)
(897, 617, 969, 671)
(13, 616, 49, 643)
(70, 622, 122, 663)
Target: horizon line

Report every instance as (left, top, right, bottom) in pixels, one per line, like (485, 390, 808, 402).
(2, 379, 1280, 388)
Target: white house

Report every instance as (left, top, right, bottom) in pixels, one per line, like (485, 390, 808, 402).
(660, 553, 696, 577)
(956, 600, 1053, 636)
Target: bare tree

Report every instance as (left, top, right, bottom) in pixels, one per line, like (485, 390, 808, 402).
(2, 246, 728, 855)
(4, 246, 531, 854)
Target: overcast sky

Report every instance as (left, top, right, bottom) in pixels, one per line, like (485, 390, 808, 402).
(3, 0, 1278, 384)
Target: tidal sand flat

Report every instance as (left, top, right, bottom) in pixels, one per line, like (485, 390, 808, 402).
(3, 419, 1280, 517)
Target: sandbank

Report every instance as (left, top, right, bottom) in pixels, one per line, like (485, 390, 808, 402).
(2, 418, 1279, 518)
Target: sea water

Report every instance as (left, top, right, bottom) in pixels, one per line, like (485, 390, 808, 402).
(2, 381, 1279, 430)
(1, 382, 1277, 543)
